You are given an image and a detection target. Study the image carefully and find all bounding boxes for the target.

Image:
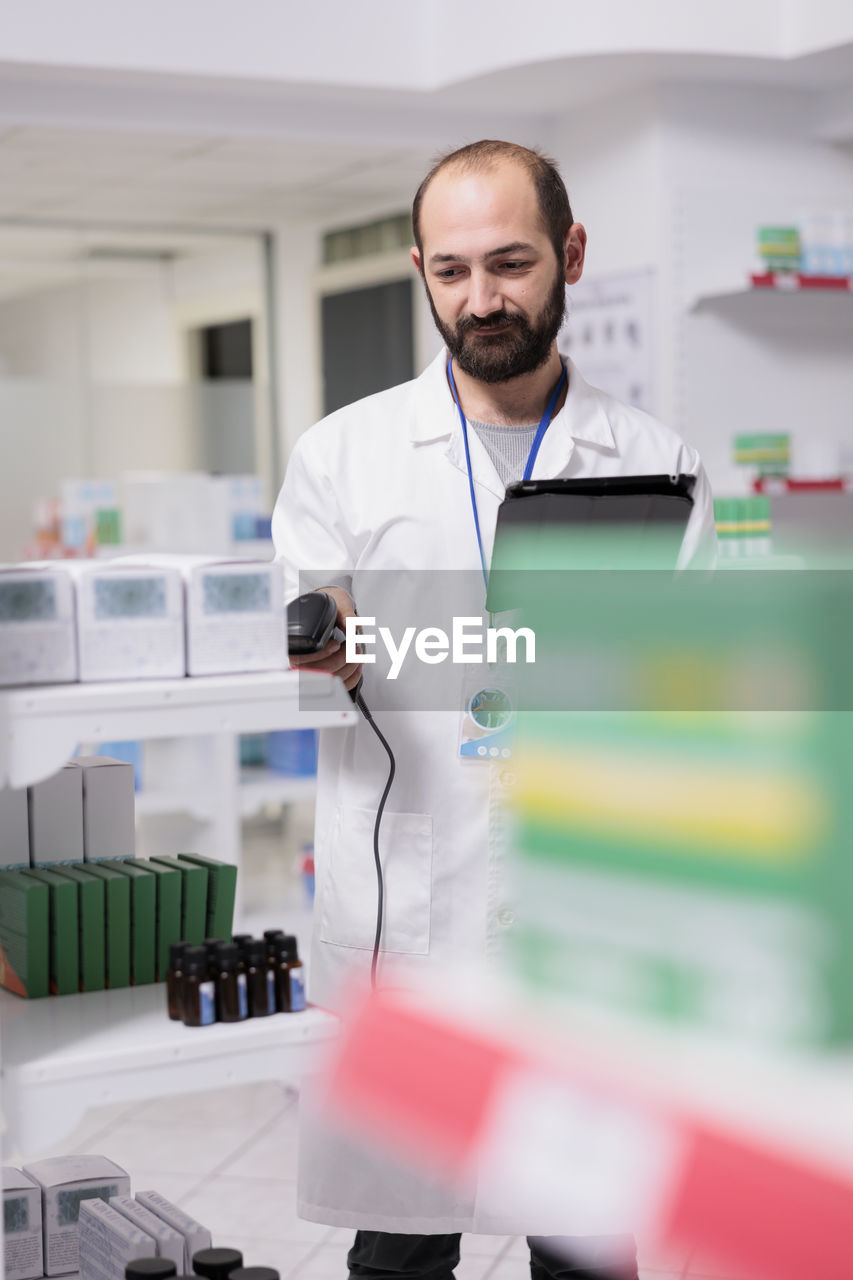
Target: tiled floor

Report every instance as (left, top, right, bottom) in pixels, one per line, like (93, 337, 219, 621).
(33, 1080, 719, 1280)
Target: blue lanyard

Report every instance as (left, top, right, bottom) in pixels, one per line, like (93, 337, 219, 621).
(447, 357, 567, 592)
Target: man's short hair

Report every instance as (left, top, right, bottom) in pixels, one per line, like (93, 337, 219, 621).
(412, 139, 574, 266)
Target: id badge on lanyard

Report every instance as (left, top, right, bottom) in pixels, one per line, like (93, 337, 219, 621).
(448, 357, 566, 763)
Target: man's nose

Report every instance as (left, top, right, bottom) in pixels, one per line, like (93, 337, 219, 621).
(467, 270, 502, 318)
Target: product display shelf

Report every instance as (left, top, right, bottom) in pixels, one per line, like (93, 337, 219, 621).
(0, 982, 339, 1158)
(690, 276, 853, 310)
(0, 671, 355, 789)
(238, 768, 317, 818)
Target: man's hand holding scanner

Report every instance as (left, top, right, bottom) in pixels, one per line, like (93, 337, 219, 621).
(288, 587, 364, 693)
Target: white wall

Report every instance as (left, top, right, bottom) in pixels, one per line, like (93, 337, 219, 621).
(546, 89, 669, 415)
(660, 83, 853, 488)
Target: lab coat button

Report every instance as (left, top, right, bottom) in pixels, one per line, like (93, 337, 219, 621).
(500, 770, 517, 787)
(498, 908, 515, 927)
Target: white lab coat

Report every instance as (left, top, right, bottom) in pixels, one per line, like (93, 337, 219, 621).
(272, 348, 716, 1234)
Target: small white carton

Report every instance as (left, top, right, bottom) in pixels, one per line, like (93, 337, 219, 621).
(27, 763, 84, 866)
(75, 758, 136, 862)
(22, 1156, 130, 1276)
(78, 1198, 154, 1280)
(62, 561, 184, 682)
(3, 1167, 44, 1280)
(0, 787, 30, 868)
(0, 564, 77, 687)
(108, 1196, 183, 1273)
(133, 1192, 211, 1272)
(119, 554, 286, 676)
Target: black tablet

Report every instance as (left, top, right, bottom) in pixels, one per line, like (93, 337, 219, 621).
(486, 473, 696, 610)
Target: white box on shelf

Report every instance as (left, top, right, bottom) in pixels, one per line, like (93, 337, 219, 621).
(2, 1167, 44, 1280)
(0, 565, 77, 687)
(27, 762, 84, 866)
(120, 555, 286, 676)
(77, 1198, 154, 1280)
(21, 1156, 130, 1277)
(62, 561, 185, 682)
(75, 757, 135, 861)
(0, 786, 30, 868)
(133, 1192, 211, 1272)
(107, 1196, 183, 1273)
(122, 472, 231, 554)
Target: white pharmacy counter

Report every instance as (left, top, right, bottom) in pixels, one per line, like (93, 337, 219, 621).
(0, 983, 339, 1158)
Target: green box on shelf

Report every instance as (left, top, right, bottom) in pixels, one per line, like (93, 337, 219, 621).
(176, 853, 236, 941)
(122, 859, 181, 981)
(756, 225, 800, 272)
(74, 862, 130, 989)
(104, 860, 155, 985)
(19, 868, 79, 995)
(733, 432, 790, 471)
(0, 870, 49, 998)
(50, 866, 105, 992)
(149, 855, 207, 945)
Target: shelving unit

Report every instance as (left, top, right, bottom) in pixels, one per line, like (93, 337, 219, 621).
(0, 670, 354, 789)
(690, 275, 853, 311)
(238, 768, 317, 819)
(0, 670, 350, 1157)
(0, 983, 338, 1157)
(133, 767, 316, 820)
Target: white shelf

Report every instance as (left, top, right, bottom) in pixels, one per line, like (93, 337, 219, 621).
(239, 768, 317, 818)
(0, 671, 355, 788)
(0, 983, 338, 1158)
(134, 770, 317, 820)
(690, 282, 853, 315)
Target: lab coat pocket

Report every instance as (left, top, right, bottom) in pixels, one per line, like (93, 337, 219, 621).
(319, 806, 432, 954)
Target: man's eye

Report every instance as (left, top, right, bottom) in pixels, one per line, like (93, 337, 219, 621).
(436, 268, 461, 279)
(502, 261, 527, 271)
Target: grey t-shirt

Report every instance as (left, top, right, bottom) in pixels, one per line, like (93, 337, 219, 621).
(468, 420, 538, 488)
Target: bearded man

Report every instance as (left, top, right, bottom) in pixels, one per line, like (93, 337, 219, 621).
(274, 140, 716, 1280)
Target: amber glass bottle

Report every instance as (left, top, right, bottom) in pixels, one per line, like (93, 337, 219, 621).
(215, 942, 248, 1022)
(182, 946, 216, 1027)
(192, 1248, 244, 1280)
(244, 939, 276, 1017)
(126, 1260, 178, 1280)
(272, 934, 305, 1012)
(166, 941, 188, 1021)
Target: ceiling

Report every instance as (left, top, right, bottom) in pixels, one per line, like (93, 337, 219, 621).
(0, 125, 437, 229)
(1, 38, 853, 275)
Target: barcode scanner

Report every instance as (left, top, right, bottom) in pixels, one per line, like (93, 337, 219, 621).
(286, 590, 392, 986)
(286, 590, 363, 701)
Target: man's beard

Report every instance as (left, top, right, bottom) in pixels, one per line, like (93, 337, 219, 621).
(424, 263, 567, 384)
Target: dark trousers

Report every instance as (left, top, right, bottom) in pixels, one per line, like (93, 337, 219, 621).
(347, 1231, 639, 1280)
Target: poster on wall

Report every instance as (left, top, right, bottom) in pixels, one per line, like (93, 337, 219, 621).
(558, 267, 656, 414)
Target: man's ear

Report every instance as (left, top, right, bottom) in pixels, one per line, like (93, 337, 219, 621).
(410, 246, 423, 275)
(564, 223, 587, 285)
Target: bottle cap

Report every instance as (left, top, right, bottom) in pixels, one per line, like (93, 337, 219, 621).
(231, 934, 254, 951)
(204, 937, 225, 954)
(126, 1260, 178, 1280)
(215, 942, 240, 970)
(272, 934, 299, 961)
(263, 928, 286, 946)
(229, 1270, 279, 1280)
(183, 945, 209, 977)
(169, 941, 189, 970)
(244, 939, 267, 965)
(192, 1248, 244, 1280)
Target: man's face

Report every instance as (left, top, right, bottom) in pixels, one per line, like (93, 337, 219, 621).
(413, 162, 576, 384)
